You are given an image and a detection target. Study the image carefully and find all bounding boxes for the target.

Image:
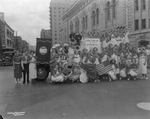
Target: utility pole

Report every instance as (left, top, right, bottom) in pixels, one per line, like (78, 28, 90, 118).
(0, 33, 2, 59)
(15, 31, 18, 51)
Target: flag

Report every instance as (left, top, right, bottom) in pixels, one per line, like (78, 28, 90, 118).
(96, 59, 113, 75)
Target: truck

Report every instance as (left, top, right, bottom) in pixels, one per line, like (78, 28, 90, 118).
(36, 38, 52, 80)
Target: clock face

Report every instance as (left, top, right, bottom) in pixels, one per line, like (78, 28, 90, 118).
(39, 46, 48, 55)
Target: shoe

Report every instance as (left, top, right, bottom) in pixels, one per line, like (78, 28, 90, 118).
(145, 77, 148, 80)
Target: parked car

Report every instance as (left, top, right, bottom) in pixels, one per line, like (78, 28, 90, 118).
(1, 51, 14, 66)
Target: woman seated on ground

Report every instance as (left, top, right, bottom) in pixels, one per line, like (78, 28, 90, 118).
(51, 64, 64, 83)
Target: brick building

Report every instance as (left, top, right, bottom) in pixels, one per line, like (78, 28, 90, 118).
(0, 12, 14, 49)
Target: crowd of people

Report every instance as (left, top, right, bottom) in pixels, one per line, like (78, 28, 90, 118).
(50, 33, 149, 83)
(12, 29, 149, 84)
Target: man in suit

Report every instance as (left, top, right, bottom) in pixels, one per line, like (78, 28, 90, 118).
(21, 51, 31, 84)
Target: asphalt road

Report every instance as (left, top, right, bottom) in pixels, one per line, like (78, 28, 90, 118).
(0, 66, 150, 119)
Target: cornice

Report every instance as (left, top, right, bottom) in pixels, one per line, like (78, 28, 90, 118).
(62, 0, 94, 21)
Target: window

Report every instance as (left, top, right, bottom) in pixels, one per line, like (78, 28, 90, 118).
(141, 0, 146, 10)
(85, 15, 88, 29)
(82, 17, 85, 30)
(96, 8, 99, 24)
(106, 1, 110, 20)
(70, 22, 73, 33)
(134, 0, 139, 11)
(141, 19, 146, 29)
(75, 20, 80, 33)
(75, 21, 78, 33)
(112, 0, 116, 19)
(92, 10, 96, 26)
(77, 20, 80, 33)
(135, 19, 139, 30)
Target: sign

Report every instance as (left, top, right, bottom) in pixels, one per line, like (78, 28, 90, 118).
(81, 38, 101, 53)
(137, 102, 150, 111)
(7, 112, 25, 116)
(39, 46, 47, 55)
(36, 38, 51, 63)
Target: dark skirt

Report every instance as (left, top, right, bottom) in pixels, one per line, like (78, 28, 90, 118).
(14, 64, 22, 79)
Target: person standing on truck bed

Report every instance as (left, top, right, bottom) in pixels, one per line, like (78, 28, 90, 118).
(21, 51, 31, 84)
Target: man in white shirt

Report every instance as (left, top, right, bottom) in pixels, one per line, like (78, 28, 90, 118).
(21, 51, 31, 84)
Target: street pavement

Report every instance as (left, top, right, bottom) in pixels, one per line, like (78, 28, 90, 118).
(0, 66, 150, 119)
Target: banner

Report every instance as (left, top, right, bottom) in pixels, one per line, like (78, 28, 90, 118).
(36, 38, 51, 64)
(81, 38, 101, 53)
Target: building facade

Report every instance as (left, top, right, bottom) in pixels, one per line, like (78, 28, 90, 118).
(0, 13, 14, 49)
(5, 22, 14, 48)
(40, 29, 51, 39)
(129, 0, 150, 46)
(61, 0, 150, 47)
(14, 36, 23, 52)
(14, 36, 29, 52)
(50, 0, 77, 45)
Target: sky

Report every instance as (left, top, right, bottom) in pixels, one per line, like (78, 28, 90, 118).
(0, 0, 51, 45)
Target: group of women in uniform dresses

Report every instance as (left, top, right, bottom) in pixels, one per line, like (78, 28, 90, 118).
(50, 35, 148, 83)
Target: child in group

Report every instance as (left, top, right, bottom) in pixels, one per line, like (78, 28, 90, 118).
(127, 58, 138, 80)
(51, 64, 64, 83)
(62, 63, 72, 83)
(119, 59, 127, 80)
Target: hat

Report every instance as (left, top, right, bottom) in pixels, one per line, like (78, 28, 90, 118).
(111, 34, 115, 38)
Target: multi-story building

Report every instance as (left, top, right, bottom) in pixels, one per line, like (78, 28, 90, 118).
(14, 36, 29, 52)
(129, 0, 150, 46)
(40, 29, 51, 39)
(50, 0, 77, 45)
(22, 40, 29, 52)
(0, 12, 14, 49)
(5, 22, 14, 48)
(61, 0, 150, 47)
(14, 36, 22, 52)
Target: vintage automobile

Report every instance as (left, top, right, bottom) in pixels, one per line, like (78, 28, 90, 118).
(1, 49, 14, 66)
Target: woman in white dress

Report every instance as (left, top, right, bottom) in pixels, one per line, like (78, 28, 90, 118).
(29, 55, 37, 80)
(138, 47, 148, 79)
